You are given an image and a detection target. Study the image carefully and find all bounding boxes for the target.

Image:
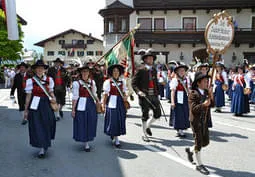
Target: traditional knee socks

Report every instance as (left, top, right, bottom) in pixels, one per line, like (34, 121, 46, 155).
(195, 151, 202, 166)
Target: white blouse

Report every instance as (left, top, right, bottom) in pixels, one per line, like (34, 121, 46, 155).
(72, 79, 97, 100)
(170, 77, 189, 90)
(25, 76, 54, 94)
(222, 71, 228, 85)
(103, 78, 127, 95)
(233, 74, 250, 89)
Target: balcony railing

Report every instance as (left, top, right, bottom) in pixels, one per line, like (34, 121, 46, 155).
(61, 43, 87, 49)
(135, 28, 255, 44)
(137, 28, 255, 32)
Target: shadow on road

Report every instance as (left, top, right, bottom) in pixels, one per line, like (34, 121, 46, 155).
(207, 165, 255, 177)
(210, 130, 248, 143)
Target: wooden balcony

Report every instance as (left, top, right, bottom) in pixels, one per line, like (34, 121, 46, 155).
(134, 28, 255, 45)
(61, 43, 87, 49)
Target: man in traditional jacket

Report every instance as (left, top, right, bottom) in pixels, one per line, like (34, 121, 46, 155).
(47, 58, 70, 120)
(90, 62, 104, 100)
(186, 72, 214, 175)
(132, 49, 161, 142)
(10, 62, 30, 125)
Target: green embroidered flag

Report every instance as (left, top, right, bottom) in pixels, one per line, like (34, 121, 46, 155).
(104, 33, 135, 77)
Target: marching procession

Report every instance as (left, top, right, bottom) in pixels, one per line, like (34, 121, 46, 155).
(5, 49, 255, 175)
(1, 0, 255, 176)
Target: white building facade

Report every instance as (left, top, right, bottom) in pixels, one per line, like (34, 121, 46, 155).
(100, 0, 255, 67)
(34, 29, 104, 65)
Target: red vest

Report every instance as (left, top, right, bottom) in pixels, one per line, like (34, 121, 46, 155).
(55, 69, 64, 86)
(79, 81, 92, 97)
(216, 73, 224, 82)
(109, 80, 123, 96)
(235, 75, 245, 86)
(32, 77, 50, 97)
(148, 70, 155, 88)
(176, 79, 187, 91)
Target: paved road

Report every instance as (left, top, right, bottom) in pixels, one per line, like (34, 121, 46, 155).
(0, 88, 255, 177)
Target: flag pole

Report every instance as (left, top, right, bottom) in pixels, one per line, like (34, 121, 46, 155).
(95, 24, 140, 65)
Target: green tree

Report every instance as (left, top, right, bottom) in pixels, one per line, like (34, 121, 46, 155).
(0, 9, 24, 60)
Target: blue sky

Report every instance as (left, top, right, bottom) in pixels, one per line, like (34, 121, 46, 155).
(16, 0, 105, 53)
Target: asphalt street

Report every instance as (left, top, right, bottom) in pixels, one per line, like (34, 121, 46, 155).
(0, 88, 255, 177)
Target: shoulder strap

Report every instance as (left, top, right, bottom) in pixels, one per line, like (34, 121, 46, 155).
(32, 76, 52, 99)
(79, 80, 97, 102)
(178, 78, 189, 96)
(111, 79, 124, 98)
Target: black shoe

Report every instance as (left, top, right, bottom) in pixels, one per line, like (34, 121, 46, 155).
(196, 165, 210, 175)
(214, 109, 222, 113)
(179, 134, 186, 138)
(114, 143, 121, 148)
(176, 132, 186, 138)
(21, 119, 28, 125)
(37, 152, 45, 159)
(85, 147, 91, 152)
(234, 113, 242, 117)
(56, 116, 60, 121)
(146, 128, 152, 136)
(142, 136, 150, 142)
(59, 111, 63, 118)
(185, 148, 194, 163)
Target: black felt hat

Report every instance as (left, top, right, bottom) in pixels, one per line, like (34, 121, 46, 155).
(215, 62, 225, 68)
(53, 58, 64, 64)
(31, 60, 49, 69)
(77, 65, 90, 73)
(197, 63, 210, 69)
(139, 49, 157, 61)
(192, 72, 210, 89)
(174, 62, 189, 73)
(107, 64, 124, 76)
(17, 62, 28, 69)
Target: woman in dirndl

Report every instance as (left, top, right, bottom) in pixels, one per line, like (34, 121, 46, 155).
(71, 65, 98, 152)
(250, 65, 255, 104)
(24, 60, 56, 158)
(214, 62, 228, 112)
(102, 64, 127, 148)
(170, 62, 190, 138)
(227, 67, 236, 101)
(231, 65, 250, 116)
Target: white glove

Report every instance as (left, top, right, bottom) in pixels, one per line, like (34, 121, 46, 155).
(138, 91, 146, 97)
